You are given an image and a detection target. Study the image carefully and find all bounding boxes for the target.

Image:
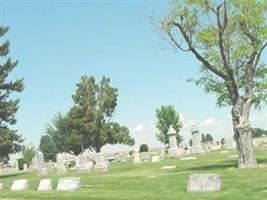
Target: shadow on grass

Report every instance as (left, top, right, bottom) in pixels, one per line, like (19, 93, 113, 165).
(257, 158, 267, 164)
(0, 172, 26, 179)
(186, 160, 238, 171)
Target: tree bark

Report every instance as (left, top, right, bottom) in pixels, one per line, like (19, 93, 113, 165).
(231, 97, 257, 168)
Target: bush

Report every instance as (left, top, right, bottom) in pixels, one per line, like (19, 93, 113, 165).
(22, 145, 37, 167)
(139, 144, 149, 153)
(17, 158, 26, 170)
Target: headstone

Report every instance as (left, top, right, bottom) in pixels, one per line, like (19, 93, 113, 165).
(220, 150, 229, 154)
(75, 155, 94, 172)
(225, 139, 235, 149)
(191, 127, 203, 153)
(167, 126, 182, 157)
(151, 155, 160, 163)
(94, 153, 109, 172)
(11, 179, 29, 191)
(180, 156, 197, 161)
(38, 179, 52, 191)
(0, 183, 3, 190)
(23, 164, 28, 171)
(56, 153, 67, 174)
(229, 155, 238, 158)
(56, 177, 80, 191)
(161, 165, 176, 170)
(133, 152, 141, 165)
(140, 152, 151, 162)
(187, 174, 221, 192)
(33, 151, 47, 176)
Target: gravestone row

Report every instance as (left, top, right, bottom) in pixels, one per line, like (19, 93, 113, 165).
(1, 177, 80, 192)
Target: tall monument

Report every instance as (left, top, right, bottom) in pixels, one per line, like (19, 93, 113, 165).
(167, 126, 182, 157)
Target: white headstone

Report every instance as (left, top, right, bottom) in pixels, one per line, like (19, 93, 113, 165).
(191, 130, 203, 153)
(140, 152, 151, 162)
(167, 126, 181, 157)
(94, 153, 109, 172)
(180, 156, 197, 161)
(187, 174, 221, 192)
(23, 164, 28, 171)
(0, 183, 3, 190)
(75, 155, 94, 172)
(33, 151, 47, 176)
(161, 165, 177, 170)
(133, 152, 141, 165)
(151, 155, 160, 163)
(56, 177, 80, 191)
(11, 179, 29, 191)
(38, 179, 52, 191)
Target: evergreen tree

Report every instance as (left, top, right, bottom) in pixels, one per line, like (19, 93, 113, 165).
(39, 135, 57, 162)
(0, 26, 24, 160)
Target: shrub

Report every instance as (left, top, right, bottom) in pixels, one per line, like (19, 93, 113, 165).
(17, 158, 26, 170)
(139, 144, 149, 153)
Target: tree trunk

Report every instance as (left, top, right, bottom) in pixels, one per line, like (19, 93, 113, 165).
(231, 97, 257, 169)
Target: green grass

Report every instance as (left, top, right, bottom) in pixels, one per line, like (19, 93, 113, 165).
(1, 146, 267, 200)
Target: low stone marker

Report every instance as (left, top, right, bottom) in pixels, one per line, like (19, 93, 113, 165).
(161, 165, 176, 170)
(133, 152, 141, 165)
(151, 155, 160, 163)
(180, 157, 197, 161)
(38, 179, 52, 191)
(11, 179, 29, 191)
(57, 177, 80, 191)
(220, 150, 229, 154)
(187, 173, 221, 192)
(229, 155, 238, 158)
(0, 182, 3, 190)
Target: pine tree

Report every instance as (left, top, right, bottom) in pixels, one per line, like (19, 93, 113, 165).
(0, 26, 24, 160)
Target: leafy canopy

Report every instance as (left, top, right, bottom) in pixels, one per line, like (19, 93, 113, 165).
(159, 0, 267, 108)
(155, 105, 183, 145)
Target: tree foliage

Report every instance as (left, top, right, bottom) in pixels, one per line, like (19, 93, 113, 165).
(159, 0, 267, 108)
(44, 76, 134, 154)
(139, 144, 149, 153)
(39, 135, 57, 162)
(251, 127, 267, 138)
(22, 145, 36, 167)
(158, 0, 267, 168)
(0, 26, 24, 160)
(155, 105, 183, 146)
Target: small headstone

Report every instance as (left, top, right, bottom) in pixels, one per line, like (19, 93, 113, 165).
(11, 179, 29, 191)
(57, 177, 80, 191)
(180, 156, 197, 161)
(33, 151, 48, 176)
(23, 164, 28, 171)
(220, 150, 229, 154)
(0, 183, 3, 190)
(140, 152, 151, 162)
(133, 152, 141, 165)
(93, 153, 109, 172)
(38, 179, 52, 191)
(151, 155, 160, 163)
(161, 165, 176, 170)
(229, 155, 238, 158)
(187, 173, 221, 192)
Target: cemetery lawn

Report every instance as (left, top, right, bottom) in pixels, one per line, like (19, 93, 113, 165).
(1, 146, 267, 200)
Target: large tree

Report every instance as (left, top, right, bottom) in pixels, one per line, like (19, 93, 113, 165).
(45, 76, 135, 154)
(39, 135, 57, 162)
(0, 27, 24, 161)
(70, 75, 134, 153)
(158, 0, 267, 168)
(155, 105, 183, 146)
